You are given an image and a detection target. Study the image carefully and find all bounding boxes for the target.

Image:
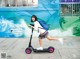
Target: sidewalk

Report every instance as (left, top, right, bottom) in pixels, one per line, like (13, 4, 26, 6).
(0, 37, 80, 59)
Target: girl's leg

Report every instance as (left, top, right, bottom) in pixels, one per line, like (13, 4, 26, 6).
(46, 36, 58, 40)
(39, 38, 42, 47)
(46, 36, 63, 44)
(37, 38, 43, 50)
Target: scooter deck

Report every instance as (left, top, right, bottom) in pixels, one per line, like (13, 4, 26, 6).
(33, 48, 48, 52)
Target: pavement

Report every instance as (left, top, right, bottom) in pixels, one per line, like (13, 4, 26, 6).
(0, 36, 80, 59)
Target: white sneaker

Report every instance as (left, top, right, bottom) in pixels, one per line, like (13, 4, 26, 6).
(58, 38, 63, 45)
(37, 47, 43, 50)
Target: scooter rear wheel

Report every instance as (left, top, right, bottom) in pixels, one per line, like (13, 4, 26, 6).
(25, 48, 32, 54)
(48, 47, 54, 53)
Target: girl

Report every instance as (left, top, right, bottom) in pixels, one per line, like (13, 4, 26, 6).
(30, 15, 63, 50)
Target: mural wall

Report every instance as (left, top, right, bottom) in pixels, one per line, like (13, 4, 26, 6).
(60, 0, 80, 36)
(0, 0, 80, 38)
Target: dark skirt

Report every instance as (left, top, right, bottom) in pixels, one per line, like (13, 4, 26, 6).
(39, 31, 48, 39)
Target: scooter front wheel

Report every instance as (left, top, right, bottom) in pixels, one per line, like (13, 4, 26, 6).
(48, 47, 55, 53)
(25, 48, 32, 54)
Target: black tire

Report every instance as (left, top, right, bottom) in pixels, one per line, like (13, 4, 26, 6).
(48, 47, 55, 53)
(25, 48, 32, 54)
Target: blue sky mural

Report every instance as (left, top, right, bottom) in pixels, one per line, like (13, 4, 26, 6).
(0, 0, 60, 38)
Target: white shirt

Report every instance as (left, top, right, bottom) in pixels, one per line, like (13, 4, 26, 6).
(34, 21, 46, 34)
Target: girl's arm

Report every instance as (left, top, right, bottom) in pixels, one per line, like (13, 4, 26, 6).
(31, 25, 34, 28)
(29, 25, 34, 28)
(29, 21, 39, 30)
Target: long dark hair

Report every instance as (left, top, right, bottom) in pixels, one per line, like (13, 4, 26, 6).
(31, 15, 38, 22)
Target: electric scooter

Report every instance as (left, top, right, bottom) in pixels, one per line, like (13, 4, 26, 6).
(25, 24, 55, 54)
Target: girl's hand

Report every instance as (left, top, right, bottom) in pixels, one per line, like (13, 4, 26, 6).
(29, 25, 34, 28)
(28, 25, 32, 27)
